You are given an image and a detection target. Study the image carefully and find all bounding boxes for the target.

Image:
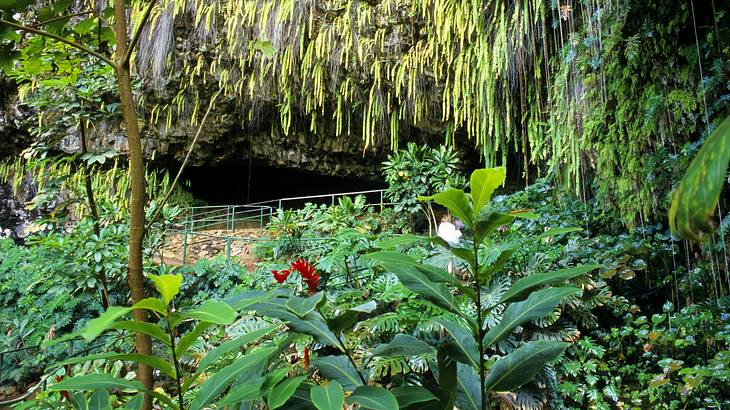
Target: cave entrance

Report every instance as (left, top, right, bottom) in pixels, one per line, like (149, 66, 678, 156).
(181, 165, 386, 206)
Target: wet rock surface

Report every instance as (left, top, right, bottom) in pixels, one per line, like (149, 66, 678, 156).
(0, 182, 30, 243)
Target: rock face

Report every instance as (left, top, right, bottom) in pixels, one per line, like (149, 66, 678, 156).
(0, 80, 392, 182)
(0, 76, 30, 158)
(152, 102, 389, 180)
(0, 181, 31, 243)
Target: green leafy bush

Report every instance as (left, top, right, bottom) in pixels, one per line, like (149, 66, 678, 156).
(558, 300, 730, 409)
(382, 143, 466, 232)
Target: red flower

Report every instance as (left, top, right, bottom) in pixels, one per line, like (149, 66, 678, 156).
(272, 268, 291, 283)
(291, 259, 316, 278)
(303, 272, 319, 294)
(55, 375, 70, 401)
(291, 259, 319, 294)
(304, 347, 310, 369)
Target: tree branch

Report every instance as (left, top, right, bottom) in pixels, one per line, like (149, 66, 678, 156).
(0, 19, 116, 68)
(32, 12, 92, 28)
(124, 0, 158, 64)
(144, 90, 221, 233)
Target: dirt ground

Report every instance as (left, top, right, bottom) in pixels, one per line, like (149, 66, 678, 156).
(156, 228, 267, 271)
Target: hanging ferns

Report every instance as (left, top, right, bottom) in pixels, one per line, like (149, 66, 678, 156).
(135, 0, 551, 167)
(130, 0, 728, 223)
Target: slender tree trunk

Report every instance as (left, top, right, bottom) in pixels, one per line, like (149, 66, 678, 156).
(113, 3, 153, 409)
(80, 120, 111, 309)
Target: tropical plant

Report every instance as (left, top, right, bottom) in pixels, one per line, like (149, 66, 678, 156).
(670, 116, 730, 241)
(0, 1, 183, 403)
(382, 143, 465, 233)
(367, 166, 599, 409)
(558, 299, 730, 409)
(21, 273, 287, 410)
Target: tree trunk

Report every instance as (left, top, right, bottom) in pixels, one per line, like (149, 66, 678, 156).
(113, 2, 153, 409)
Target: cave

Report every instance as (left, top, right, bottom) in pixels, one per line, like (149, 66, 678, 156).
(180, 164, 387, 206)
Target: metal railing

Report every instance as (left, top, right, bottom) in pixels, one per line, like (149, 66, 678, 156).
(166, 188, 389, 265)
(247, 189, 387, 211)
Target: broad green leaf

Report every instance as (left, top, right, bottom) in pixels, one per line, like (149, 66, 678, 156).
(392, 386, 437, 408)
(217, 378, 265, 406)
(326, 300, 377, 335)
(286, 292, 325, 318)
(190, 347, 275, 410)
(81, 306, 131, 340)
(436, 347, 457, 410)
(455, 364, 481, 410)
(366, 252, 460, 286)
(71, 392, 88, 410)
(500, 265, 600, 303)
(110, 321, 170, 345)
(670, 116, 730, 241)
(250, 298, 341, 347)
(347, 386, 399, 410)
(289, 314, 343, 348)
(52, 352, 176, 378)
(483, 287, 580, 347)
(268, 375, 307, 409)
(433, 317, 479, 369)
(419, 189, 474, 224)
(176, 321, 213, 357)
(447, 246, 477, 271)
(312, 355, 364, 391)
(372, 334, 435, 357)
(474, 210, 537, 243)
(216, 377, 264, 408)
(484, 340, 569, 392)
(261, 367, 290, 396)
(89, 389, 110, 410)
(376, 233, 427, 248)
(479, 242, 520, 282)
(183, 300, 236, 324)
(50, 374, 144, 392)
(287, 383, 317, 409)
(368, 252, 466, 319)
(226, 289, 280, 310)
(536, 227, 581, 239)
(470, 167, 506, 214)
(310, 380, 345, 410)
(131, 298, 167, 315)
(197, 324, 278, 372)
(376, 234, 452, 253)
(148, 274, 182, 306)
(252, 40, 278, 58)
(120, 394, 144, 410)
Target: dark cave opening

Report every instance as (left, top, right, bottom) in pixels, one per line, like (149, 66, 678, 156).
(180, 164, 386, 205)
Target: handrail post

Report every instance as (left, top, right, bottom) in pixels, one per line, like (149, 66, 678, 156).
(259, 207, 264, 228)
(278, 199, 282, 210)
(231, 206, 236, 230)
(226, 236, 231, 262)
(191, 208, 195, 232)
(182, 226, 188, 265)
(380, 190, 384, 211)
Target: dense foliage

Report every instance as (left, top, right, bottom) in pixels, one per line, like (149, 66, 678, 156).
(0, 0, 729, 407)
(2, 152, 727, 409)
